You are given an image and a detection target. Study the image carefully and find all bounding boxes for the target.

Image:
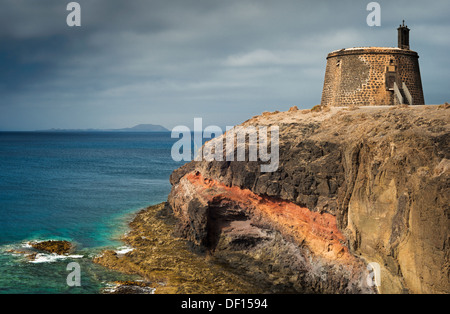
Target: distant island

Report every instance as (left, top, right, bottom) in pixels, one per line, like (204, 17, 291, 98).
(37, 124, 169, 133)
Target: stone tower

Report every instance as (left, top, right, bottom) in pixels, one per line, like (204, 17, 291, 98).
(321, 22, 424, 107)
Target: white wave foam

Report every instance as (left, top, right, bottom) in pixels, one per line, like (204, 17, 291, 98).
(21, 242, 33, 249)
(115, 246, 133, 255)
(29, 253, 83, 264)
(102, 282, 155, 294)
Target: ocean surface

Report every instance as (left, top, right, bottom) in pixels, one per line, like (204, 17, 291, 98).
(0, 132, 184, 293)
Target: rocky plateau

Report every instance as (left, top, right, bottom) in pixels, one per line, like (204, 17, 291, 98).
(167, 104, 449, 294)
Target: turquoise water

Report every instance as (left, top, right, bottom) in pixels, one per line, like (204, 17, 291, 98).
(0, 132, 183, 293)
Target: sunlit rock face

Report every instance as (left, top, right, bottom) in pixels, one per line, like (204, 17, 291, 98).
(168, 105, 450, 294)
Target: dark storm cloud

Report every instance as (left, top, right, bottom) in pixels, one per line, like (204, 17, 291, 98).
(0, 0, 449, 130)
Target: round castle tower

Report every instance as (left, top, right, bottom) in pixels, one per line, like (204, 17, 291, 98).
(321, 22, 424, 107)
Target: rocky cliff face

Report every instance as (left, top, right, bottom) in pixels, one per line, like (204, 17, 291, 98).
(167, 104, 449, 294)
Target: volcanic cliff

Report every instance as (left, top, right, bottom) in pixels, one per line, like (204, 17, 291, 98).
(167, 104, 449, 294)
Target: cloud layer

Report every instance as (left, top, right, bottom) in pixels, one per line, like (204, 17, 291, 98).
(0, 0, 449, 130)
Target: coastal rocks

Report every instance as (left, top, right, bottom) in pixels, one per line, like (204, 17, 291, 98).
(93, 203, 265, 294)
(30, 240, 72, 255)
(5, 240, 76, 262)
(168, 104, 450, 294)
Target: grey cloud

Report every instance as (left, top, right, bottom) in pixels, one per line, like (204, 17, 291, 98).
(0, 0, 449, 131)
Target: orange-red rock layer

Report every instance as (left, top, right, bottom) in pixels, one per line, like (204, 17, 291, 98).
(185, 172, 355, 264)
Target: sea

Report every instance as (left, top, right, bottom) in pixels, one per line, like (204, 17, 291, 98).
(0, 131, 184, 294)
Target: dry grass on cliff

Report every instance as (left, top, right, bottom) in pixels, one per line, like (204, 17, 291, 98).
(246, 104, 449, 130)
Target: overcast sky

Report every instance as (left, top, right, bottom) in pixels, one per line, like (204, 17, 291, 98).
(0, 0, 449, 131)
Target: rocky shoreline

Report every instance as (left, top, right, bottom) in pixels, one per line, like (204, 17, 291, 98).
(94, 202, 269, 294)
(96, 104, 449, 294)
